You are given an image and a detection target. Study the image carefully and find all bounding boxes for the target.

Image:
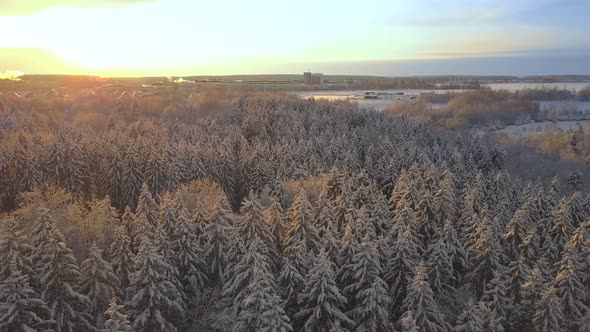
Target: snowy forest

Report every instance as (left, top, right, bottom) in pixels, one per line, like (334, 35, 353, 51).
(2, 91, 590, 332)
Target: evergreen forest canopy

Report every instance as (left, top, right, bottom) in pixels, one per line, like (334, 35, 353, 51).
(1, 90, 590, 331)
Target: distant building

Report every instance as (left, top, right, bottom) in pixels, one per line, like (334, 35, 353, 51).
(304, 72, 324, 85)
(304, 72, 312, 85)
(364, 92, 378, 99)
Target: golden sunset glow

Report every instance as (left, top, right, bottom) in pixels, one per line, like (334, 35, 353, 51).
(1, 0, 589, 76)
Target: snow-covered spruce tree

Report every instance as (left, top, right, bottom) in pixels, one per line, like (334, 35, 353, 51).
(400, 261, 449, 332)
(126, 238, 184, 332)
(266, 196, 287, 256)
(463, 171, 488, 216)
(546, 177, 560, 210)
(583, 194, 590, 220)
(349, 176, 371, 210)
(520, 230, 547, 276)
(553, 248, 589, 331)
(285, 188, 320, 256)
(389, 170, 411, 213)
(64, 139, 91, 195)
(30, 209, 59, 264)
(434, 169, 457, 224)
(392, 205, 423, 250)
(295, 250, 353, 332)
(0, 217, 35, 283)
(109, 224, 134, 298)
(366, 185, 393, 237)
(135, 183, 159, 229)
(503, 206, 531, 260)
(426, 232, 454, 298)
(102, 297, 131, 332)
(164, 146, 184, 193)
(122, 148, 144, 210)
(245, 149, 270, 196)
(351, 277, 393, 331)
(393, 183, 419, 220)
(567, 171, 584, 192)
(118, 207, 140, 255)
(145, 151, 166, 199)
(156, 193, 179, 261)
(11, 135, 40, 196)
(342, 240, 393, 331)
(172, 208, 208, 296)
(203, 196, 233, 286)
(0, 260, 53, 331)
(514, 266, 545, 330)
(190, 206, 209, 246)
(475, 301, 504, 332)
(277, 254, 305, 322)
(313, 194, 336, 236)
(495, 197, 513, 229)
(322, 224, 341, 265)
(214, 149, 238, 211)
(545, 198, 574, 265)
(441, 220, 468, 286)
(504, 254, 530, 309)
(533, 286, 566, 332)
(568, 191, 585, 228)
(530, 188, 549, 223)
(459, 201, 477, 245)
(567, 220, 590, 252)
(39, 236, 94, 332)
(384, 225, 420, 315)
(232, 256, 292, 332)
(333, 184, 353, 232)
(269, 180, 287, 210)
(466, 210, 502, 252)
(104, 148, 125, 210)
(43, 138, 68, 191)
(222, 233, 247, 292)
(81, 242, 119, 327)
(453, 299, 485, 332)
(480, 270, 510, 329)
(322, 168, 345, 202)
(336, 210, 364, 290)
(467, 216, 506, 296)
(223, 237, 271, 316)
(415, 190, 439, 249)
(489, 145, 506, 171)
(237, 192, 278, 265)
(154, 194, 185, 296)
(567, 221, 590, 300)
(400, 310, 419, 332)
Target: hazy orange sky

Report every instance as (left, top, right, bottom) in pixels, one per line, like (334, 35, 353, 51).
(1, 0, 589, 76)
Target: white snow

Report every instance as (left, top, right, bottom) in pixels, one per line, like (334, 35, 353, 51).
(496, 120, 590, 139)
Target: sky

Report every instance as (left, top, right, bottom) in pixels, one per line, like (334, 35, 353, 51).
(0, 0, 589, 77)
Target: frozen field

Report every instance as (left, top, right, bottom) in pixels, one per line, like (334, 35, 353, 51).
(496, 120, 590, 139)
(485, 82, 590, 92)
(294, 89, 460, 111)
(295, 88, 590, 113)
(538, 100, 590, 113)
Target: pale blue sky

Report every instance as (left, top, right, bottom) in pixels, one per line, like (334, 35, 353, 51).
(0, 0, 588, 76)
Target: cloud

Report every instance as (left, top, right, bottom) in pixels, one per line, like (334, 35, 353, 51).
(403, 10, 507, 27)
(420, 48, 590, 59)
(0, 0, 157, 15)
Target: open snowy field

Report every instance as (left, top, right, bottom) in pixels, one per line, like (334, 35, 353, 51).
(485, 82, 590, 92)
(496, 120, 590, 138)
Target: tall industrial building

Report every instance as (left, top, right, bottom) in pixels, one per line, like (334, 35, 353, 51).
(303, 72, 323, 85)
(303, 72, 312, 85)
